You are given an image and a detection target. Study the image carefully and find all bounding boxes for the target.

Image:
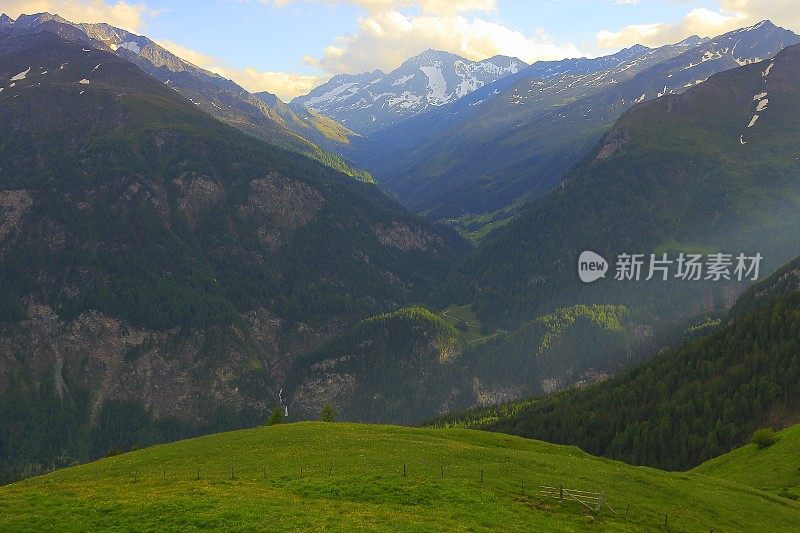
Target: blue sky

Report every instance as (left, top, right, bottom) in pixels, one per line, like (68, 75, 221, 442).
(3, 1, 798, 99)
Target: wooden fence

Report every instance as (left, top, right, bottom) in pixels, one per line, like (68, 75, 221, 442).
(539, 484, 617, 514)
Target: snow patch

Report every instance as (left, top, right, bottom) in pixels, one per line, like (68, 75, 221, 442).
(93, 64, 100, 72)
(419, 65, 448, 105)
(79, 79, 90, 85)
(747, 115, 759, 128)
(753, 92, 768, 101)
(762, 63, 774, 77)
(756, 99, 769, 112)
(392, 74, 415, 86)
(11, 67, 30, 81)
(120, 42, 141, 54)
(740, 135, 747, 145)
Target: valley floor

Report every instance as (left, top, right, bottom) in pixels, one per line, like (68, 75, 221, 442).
(0, 423, 797, 531)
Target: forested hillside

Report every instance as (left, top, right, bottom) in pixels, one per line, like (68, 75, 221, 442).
(434, 254, 800, 471)
(434, 42, 800, 333)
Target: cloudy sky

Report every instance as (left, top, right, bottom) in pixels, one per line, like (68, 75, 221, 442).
(2, 0, 799, 100)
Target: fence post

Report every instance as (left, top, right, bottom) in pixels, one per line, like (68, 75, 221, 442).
(440, 464, 444, 479)
(480, 469, 484, 484)
(403, 463, 407, 477)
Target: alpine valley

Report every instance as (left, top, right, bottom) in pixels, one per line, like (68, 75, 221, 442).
(2, 10, 800, 531)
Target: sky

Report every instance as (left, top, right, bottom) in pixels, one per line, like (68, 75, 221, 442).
(2, 0, 800, 100)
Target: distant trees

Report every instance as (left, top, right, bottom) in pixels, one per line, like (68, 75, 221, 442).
(267, 407, 284, 426)
(320, 404, 336, 422)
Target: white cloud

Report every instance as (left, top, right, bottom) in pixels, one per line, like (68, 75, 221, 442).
(228, 69, 322, 100)
(155, 39, 323, 101)
(597, 0, 800, 49)
(1, 0, 155, 32)
(303, 9, 584, 75)
(266, 0, 497, 16)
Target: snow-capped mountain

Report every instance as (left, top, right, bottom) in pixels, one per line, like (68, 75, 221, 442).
(360, 20, 800, 224)
(294, 49, 528, 134)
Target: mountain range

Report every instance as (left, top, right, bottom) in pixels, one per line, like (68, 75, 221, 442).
(293, 49, 527, 135)
(335, 21, 800, 230)
(3, 10, 800, 494)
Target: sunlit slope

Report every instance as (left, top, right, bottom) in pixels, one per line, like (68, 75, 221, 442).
(0, 423, 797, 532)
(694, 424, 800, 500)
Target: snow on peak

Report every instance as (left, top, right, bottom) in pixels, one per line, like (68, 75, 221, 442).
(11, 67, 30, 81)
(120, 41, 142, 54)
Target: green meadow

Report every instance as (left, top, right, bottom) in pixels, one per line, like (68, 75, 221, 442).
(1, 422, 797, 531)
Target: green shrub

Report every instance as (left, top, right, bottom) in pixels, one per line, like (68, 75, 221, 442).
(751, 428, 777, 449)
(320, 404, 337, 422)
(267, 407, 284, 426)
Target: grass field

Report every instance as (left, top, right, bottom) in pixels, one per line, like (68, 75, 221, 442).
(0, 423, 798, 531)
(441, 305, 500, 344)
(694, 425, 800, 501)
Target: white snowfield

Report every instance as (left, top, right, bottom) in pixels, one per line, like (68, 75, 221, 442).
(120, 41, 141, 54)
(419, 65, 448, 105)
(11, 67, 30, 81)
(747, 115, 760, 128)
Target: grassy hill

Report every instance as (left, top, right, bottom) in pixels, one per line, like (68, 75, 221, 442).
(694, 424, 800, 500)
(0, 423, 798, 531)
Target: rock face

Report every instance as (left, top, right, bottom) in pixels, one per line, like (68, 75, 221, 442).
(0, 189, 32, 239)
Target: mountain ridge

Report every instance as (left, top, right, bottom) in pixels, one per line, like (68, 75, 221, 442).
(293, 48, 528, 134)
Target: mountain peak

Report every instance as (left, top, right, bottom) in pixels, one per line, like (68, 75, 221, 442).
(11, 12, 69, 29)
(0, 13, 14, 27)
(676, 35, 704, 47)
(407, 48, 460, 64)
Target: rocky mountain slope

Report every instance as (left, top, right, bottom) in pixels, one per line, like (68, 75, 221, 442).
(0, 30, 467, 480)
